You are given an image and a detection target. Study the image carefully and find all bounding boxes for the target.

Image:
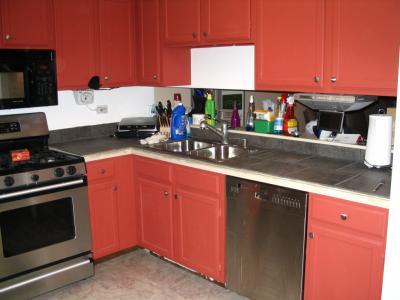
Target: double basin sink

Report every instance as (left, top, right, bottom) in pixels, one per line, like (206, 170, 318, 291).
(148, 139, 255, 162)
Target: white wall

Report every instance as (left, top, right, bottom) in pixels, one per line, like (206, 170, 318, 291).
(0, 86, 155, 130)
(382, 53, 400, 300)
(189, 45, 255, 90)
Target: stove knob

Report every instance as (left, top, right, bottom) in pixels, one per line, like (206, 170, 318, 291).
(66, 166, 77, 175)
(31, 174, 39, 182)
(4, 176, 15, 187)
(54, 168, 65, 177)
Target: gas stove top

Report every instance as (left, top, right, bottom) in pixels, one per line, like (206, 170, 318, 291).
(0, 113, 86, 191)
(0, 149, 84, 176)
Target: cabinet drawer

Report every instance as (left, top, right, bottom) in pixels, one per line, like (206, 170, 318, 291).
(173, 165, 223, 196)
(87, 159, 115, 182)
(134, 157, 172, 183)
(310, 194, 388, 238)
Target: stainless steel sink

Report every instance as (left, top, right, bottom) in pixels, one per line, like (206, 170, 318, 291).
(192, 145, 246, 162)
(149, 139, 257, 162)
(150, 139, 212, 152)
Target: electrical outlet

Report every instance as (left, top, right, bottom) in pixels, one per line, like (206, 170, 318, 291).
(96, 105, 108, 114)
(74, 90, 94, 105)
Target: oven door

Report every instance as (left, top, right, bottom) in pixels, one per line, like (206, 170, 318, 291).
(0, 179, 91, 280)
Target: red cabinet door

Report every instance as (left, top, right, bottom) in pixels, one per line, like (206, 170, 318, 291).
(304, 223, 386, 300)
(114, 156, 137, 250)
(161, 0, 201, 45)
(201, 0, 253, 45)
(137, 178, 174, 258)
(54, 0, 98, 90)
(174, 188, 223, 281)
(255, 0, 324, 92)
(98, 0, 135, 87)
(324, 0, 400, 96)
(173, 166, 225, 282)
(88, 181, 120, 260)
(304, 194, 388, 300)
(136, 0, 161, 84)
(0, 0, 54, 49)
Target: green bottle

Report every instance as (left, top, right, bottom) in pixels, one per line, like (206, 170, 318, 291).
(205, 92, 215, 127)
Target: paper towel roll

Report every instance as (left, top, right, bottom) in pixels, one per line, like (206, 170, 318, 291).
(365, 114, 392, 168)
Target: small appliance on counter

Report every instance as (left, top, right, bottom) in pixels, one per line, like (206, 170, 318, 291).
(115, 117, 158, 138)
(364, 114, 393, 168)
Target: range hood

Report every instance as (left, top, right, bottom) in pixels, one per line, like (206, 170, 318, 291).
(294, 93, 377, 112)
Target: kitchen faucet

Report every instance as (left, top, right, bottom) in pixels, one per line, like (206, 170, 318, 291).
(199, 120, 229, 145)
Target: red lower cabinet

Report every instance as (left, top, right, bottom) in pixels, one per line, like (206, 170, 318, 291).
(88, 181, 120, 259)
(134, 157, 225, 282)
(304, 194, 388, 300)
(87, 156, 137, 260)
(174, 165, 225, 282)
(136, 178, 174, 258)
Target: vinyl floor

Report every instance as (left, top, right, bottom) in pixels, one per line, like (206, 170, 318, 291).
(34, 249, 247, 300)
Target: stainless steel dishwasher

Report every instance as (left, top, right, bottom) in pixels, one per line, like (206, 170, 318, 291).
(226, 176, 308, 300)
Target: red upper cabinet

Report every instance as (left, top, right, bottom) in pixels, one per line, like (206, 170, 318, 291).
(54, 0, 99, 90)
(324, 0, 400, 96)
(256, 0, 400, 96)
(304, 194, 388, 300)
(256, 0, 324, 92)
(98, 0, 136, 87)
(162, 0, 201, 46)
(0, 0, 54, 49)
(136, 0, 191, 86)
(136, 0, 161, 84)
(161, 0, 254, 46)
(201, 0, 253, 44)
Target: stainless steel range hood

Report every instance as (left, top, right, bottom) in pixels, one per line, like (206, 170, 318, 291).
(293, 93, 377, 112)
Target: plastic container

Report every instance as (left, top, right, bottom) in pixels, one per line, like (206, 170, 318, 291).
(205, 92, 215, 127)
(171, 103, 186, 140)
(254, 119, 274, 133)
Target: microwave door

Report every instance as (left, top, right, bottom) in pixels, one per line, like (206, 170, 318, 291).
(0, 68, 27, 109)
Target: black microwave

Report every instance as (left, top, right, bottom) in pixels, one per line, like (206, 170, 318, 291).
(0, 49, 58, 110)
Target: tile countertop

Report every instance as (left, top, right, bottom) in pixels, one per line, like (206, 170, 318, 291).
(52, 136, 392, 209)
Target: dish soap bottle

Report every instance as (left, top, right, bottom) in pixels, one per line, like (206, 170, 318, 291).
(171, 101, 186, 140)
(230, 100, 241, 129)
(245, 95, 255, 131)
(205, 92, 215, 127)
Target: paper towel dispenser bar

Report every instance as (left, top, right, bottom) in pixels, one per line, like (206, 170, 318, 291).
(293, 93, 377, 112)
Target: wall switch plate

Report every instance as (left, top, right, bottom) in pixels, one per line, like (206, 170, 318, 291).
(74, 90, 94, 105)
(96, 105, 108, 114)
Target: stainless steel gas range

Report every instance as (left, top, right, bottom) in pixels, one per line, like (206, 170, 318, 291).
(0, 113, 93, 299)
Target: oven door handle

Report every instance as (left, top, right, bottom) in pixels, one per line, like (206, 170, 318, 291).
(0, 179, 85, 201)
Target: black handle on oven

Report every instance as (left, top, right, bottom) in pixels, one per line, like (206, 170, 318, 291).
(0, 179, 85, 201)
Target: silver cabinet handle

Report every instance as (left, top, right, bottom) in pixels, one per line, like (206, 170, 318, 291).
(152, 74, 157, 80)
(163, 191, 169, 197)
(5, 34, 11, 40)
(309, 232, 315, 239)
(104, 76, 109, 80)
(330, 76, 337, 83)
(314, 76, 320, 83)
(340, 213, 347, 221)
(192, 32, 197, 38)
